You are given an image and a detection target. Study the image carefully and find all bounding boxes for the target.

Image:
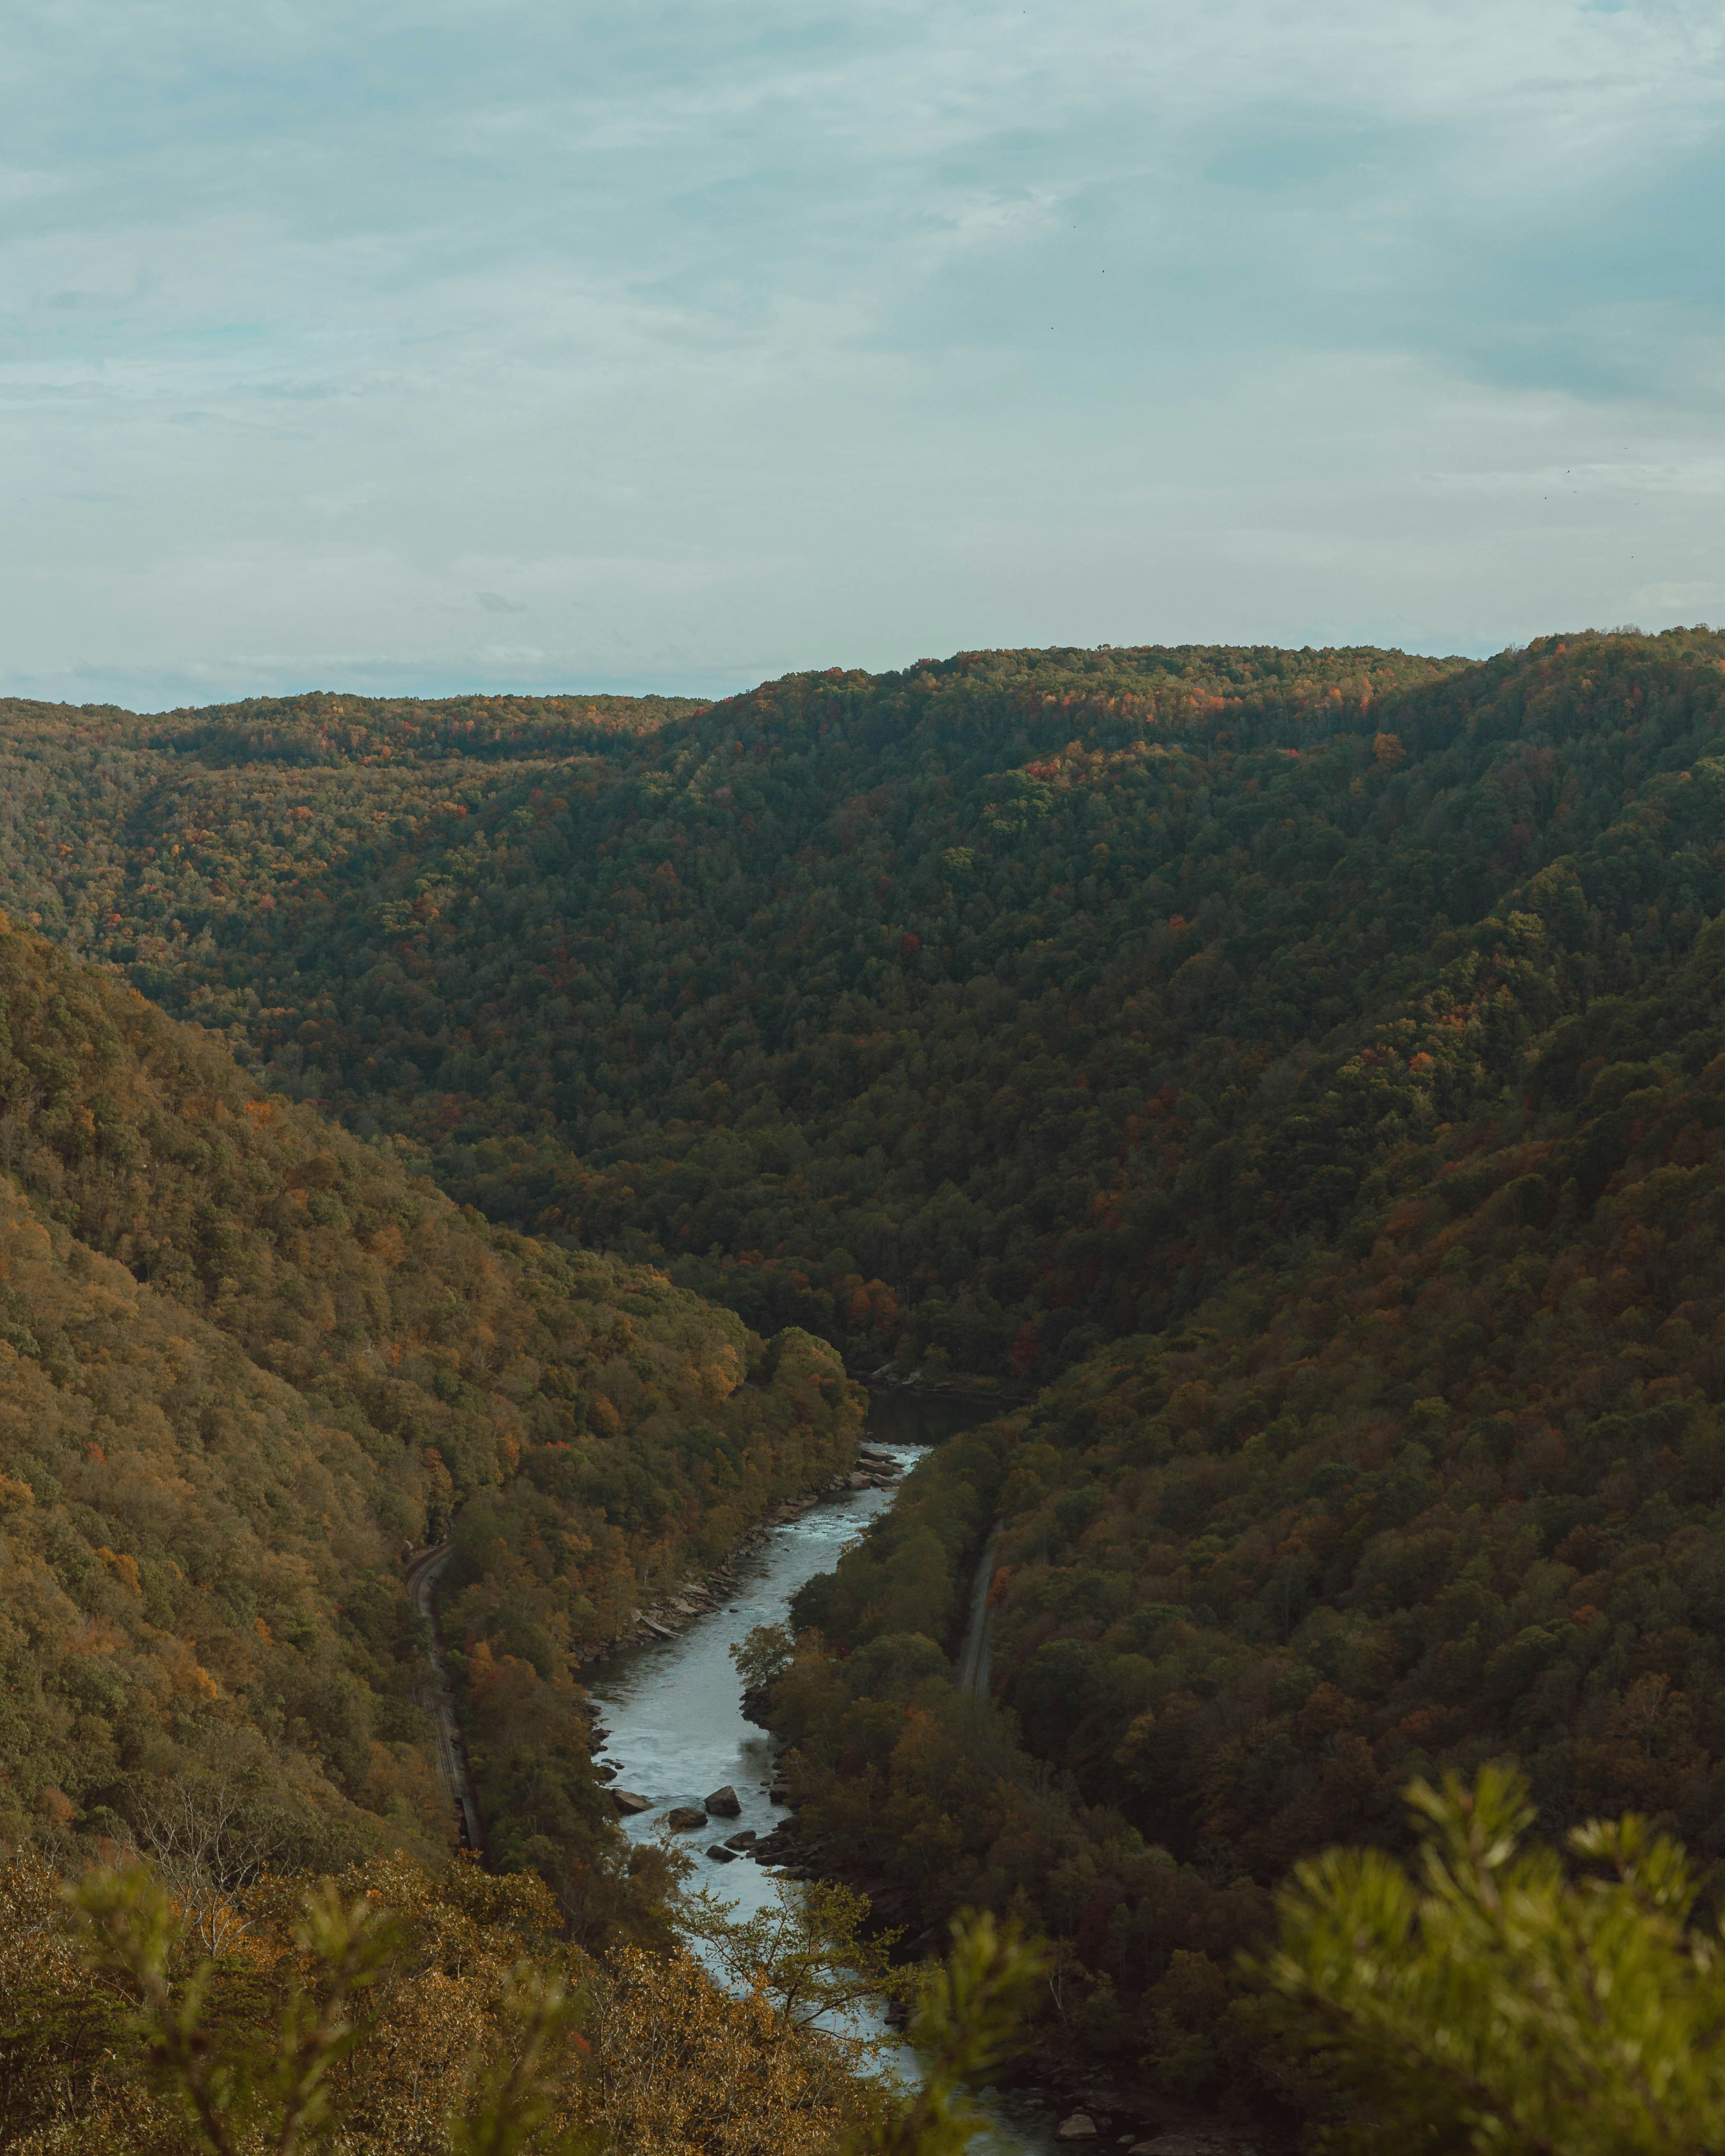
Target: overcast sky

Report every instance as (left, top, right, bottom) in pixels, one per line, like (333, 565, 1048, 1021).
(4, 0, 1723, 709)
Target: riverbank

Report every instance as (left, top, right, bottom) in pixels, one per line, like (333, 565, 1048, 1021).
(567, 1445, 907, 1672)
(573, 1431, 1059, 2155)
(859, 1364, 1030, 1410)
(748, 1803, 1281, 2154)
(564, 1378, 1003, 1676)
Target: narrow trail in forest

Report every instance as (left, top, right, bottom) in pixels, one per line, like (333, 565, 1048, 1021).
(957, 1524, 1000, 1698)
(404, 1542, 485, 1856)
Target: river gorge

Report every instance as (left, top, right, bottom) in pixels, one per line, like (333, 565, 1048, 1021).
(580, 1394, 1059, 2155)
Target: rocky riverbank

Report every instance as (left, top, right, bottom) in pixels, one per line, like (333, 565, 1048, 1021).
(567, 1442, 905, 1682)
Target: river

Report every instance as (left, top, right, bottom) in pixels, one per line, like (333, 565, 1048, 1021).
(582, 1392, 1059, 2154)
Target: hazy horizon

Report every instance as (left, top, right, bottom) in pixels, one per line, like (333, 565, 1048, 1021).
(5, 0, 1721, 711)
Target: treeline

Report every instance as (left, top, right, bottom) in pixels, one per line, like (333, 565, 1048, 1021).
(150, 686, 706, 768)
(0, 916, 859, 1921)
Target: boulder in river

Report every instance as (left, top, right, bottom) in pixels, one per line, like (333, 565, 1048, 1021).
(704, 1784, 742, 1816)
(664, 1806, 708, 1830)
(724, 1830, 758, 1849)
(611, 1789, 652, 1815)
(706, 1843, 738, 1862)
(1054, 2117, 1098, 2142)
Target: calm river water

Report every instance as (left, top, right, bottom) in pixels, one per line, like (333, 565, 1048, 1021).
(583, 1393, 1057, 2154)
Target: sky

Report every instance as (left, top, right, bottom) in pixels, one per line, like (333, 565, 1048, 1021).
(3, 0, 1724, 711)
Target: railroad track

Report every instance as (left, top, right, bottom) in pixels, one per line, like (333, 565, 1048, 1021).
(957, 1523, 1000, 1698)
(404, 1541, 486, 1857)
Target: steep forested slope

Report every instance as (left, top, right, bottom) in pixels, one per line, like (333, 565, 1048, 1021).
(759, 674, 1725, 2103)
(0, 914, 859, 1926)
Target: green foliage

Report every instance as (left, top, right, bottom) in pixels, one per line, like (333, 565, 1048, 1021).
(438, 1963, 598, 2156)
(20, 1843, 1038, 2156)
(848, 1911, 1046, 2156)
(728, 1622, 796, 1694)
(749, 642, 1725, 2099)
(0, 642, 1513, 1381)
(681, 1876, 914, 2047)
(1252, 1765, 1725, 2155)
(14, 632, 1725, 1392)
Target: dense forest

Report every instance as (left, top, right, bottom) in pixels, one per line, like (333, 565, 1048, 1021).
(753, 631, 1725, 2112)
(12, 629, 1725, 2140)
(0, 646, 1485, 1378)
(3, 634, 1718, 1386)
(0, 916, 861, 1944)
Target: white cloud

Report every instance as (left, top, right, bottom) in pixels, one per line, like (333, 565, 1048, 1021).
(1, 0, 1722, 704)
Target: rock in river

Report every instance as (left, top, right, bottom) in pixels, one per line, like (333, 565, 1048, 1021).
(1054, 2117, 1097, 2142)
(611, 1789, 652, 1815)
(665, 1806, 708, 1831)
(706, 1843, 737, 1862)
(704, 1784, 742, 1817)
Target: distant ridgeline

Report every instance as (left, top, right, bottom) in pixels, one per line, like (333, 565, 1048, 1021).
(0, 636, 1640, 1380)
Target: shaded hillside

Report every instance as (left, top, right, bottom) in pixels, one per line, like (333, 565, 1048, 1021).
(0, 915, 859, 1926)
(768, 905, 1725, 2101)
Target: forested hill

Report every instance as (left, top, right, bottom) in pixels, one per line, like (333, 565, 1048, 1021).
(0, 915, 859, 1928)
(5, 633, 1695, 1386)
(736, 628, 1725, 2111)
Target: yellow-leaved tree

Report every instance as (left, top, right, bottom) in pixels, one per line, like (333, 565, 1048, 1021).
(2, 1845, 1044, 2156)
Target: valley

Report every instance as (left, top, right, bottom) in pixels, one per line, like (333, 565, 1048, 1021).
(6, 627, 1725, 2146)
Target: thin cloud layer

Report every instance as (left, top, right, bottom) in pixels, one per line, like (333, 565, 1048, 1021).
(3, 0, 1721, 704)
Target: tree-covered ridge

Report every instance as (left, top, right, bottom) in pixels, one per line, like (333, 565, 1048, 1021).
(0, 638, 1533, 1379)
(145, 687, 706, 767)
(0, 916, 860, 1910)
(11, 633, 1725, 1382)
(0, 686, 703, 769)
